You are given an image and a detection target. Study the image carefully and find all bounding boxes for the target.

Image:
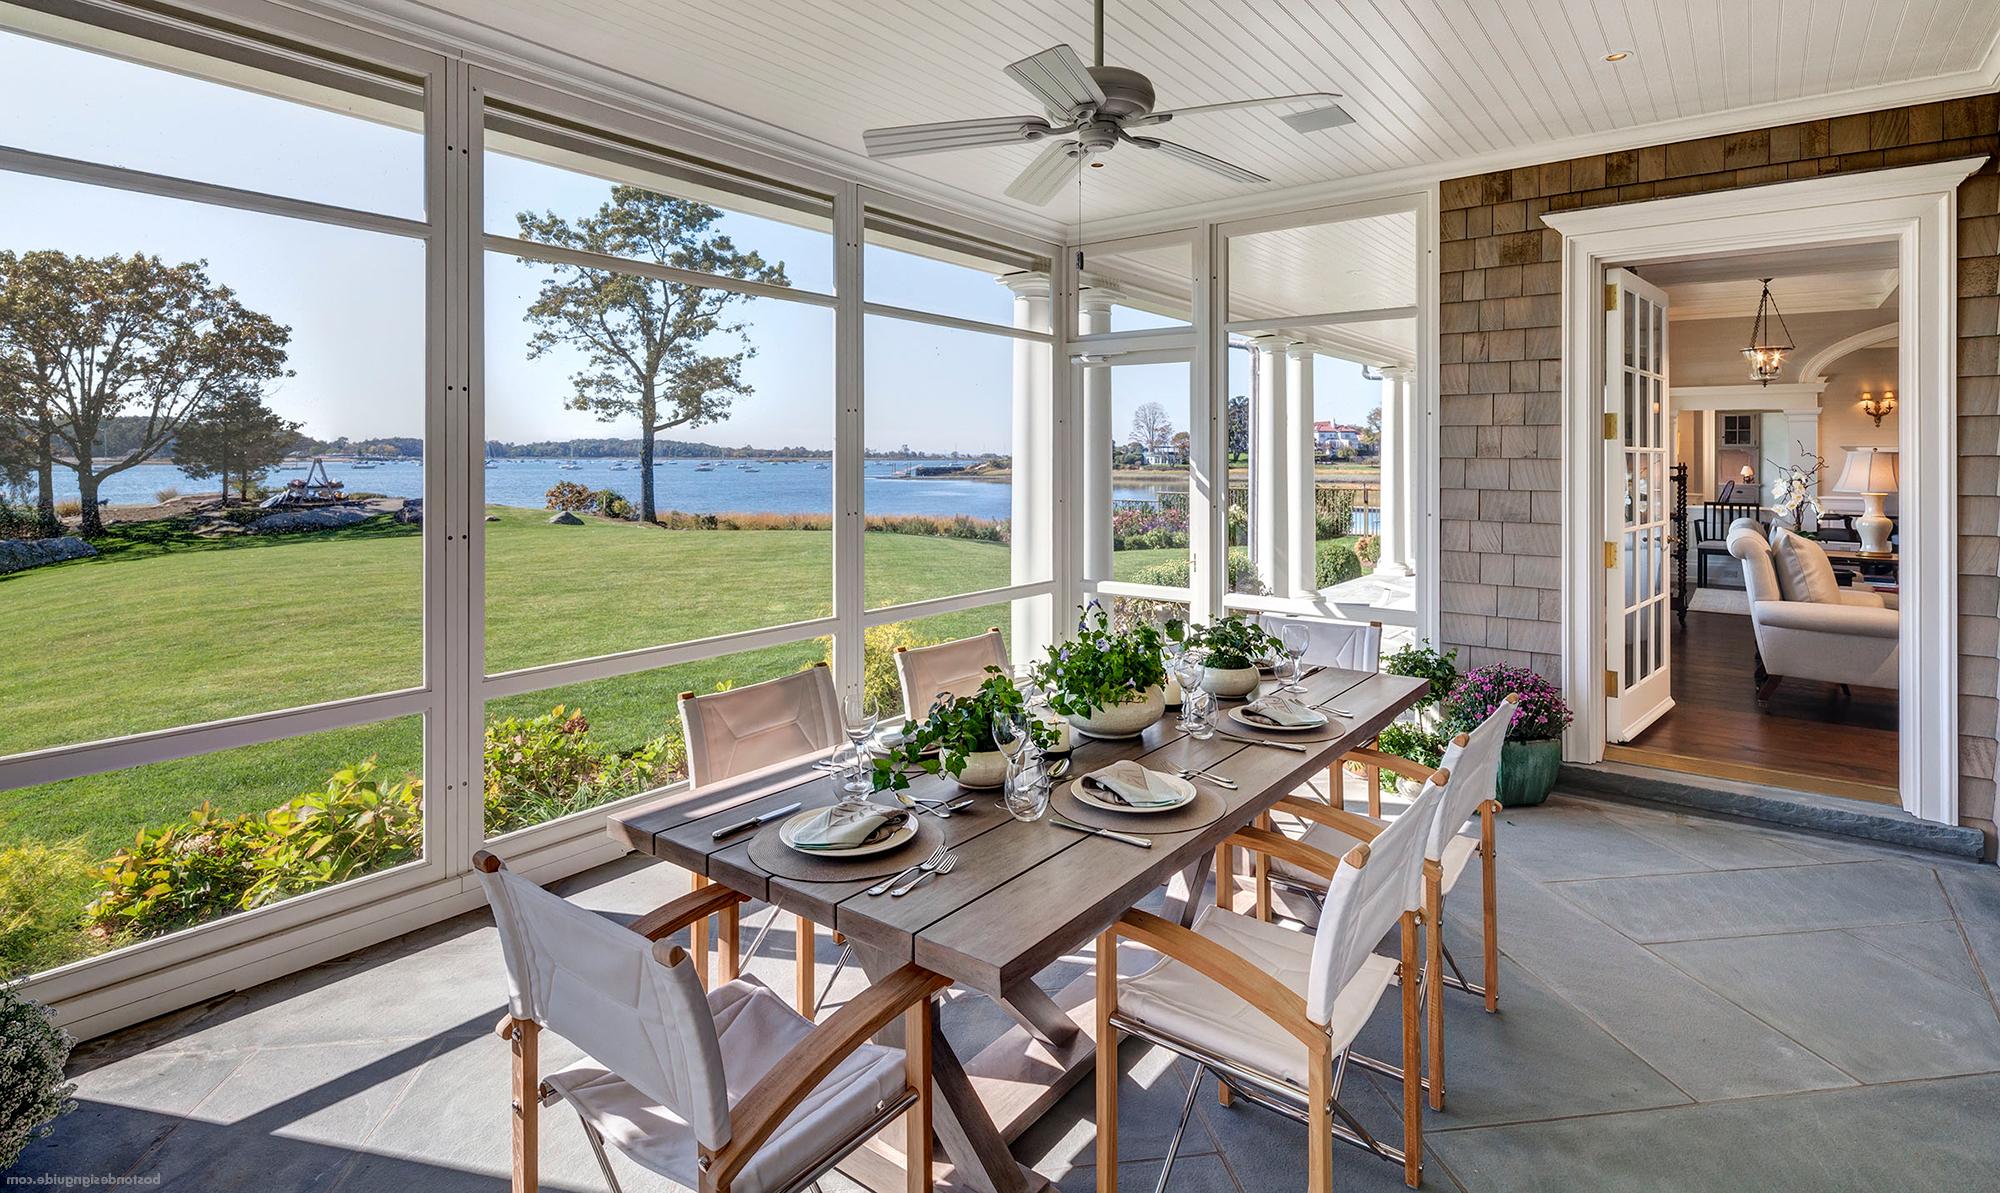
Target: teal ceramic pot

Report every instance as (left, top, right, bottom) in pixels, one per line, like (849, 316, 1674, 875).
(1497, 738, 1562, 807)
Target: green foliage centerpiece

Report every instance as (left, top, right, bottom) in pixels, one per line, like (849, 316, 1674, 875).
(1176, 614, 1283, 698)
(873, 668, 1053, 791)
(1028, 606, 1170, 739)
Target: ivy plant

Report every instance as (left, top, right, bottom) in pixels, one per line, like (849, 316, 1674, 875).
(872, 668, 1054, 792)
(1177, 614, 1283, 671)
(1383, 639, 1460, 712)
(1027, 604, 1172, 718)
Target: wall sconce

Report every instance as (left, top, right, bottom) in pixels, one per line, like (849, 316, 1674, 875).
(1859, 390, 1896, 427)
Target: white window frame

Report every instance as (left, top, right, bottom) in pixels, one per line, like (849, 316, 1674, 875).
(3, 0, 1062, 1037)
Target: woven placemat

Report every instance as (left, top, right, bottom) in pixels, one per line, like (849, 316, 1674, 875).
(747, 809, 946, 881)
(1053, 778, 1229, 833)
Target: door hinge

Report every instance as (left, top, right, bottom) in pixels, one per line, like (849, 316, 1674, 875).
(1604, 282, 1619, 311)
(1605, 669, 1620, 697)
(1603, 412, 1618, 440)
(1604, 541, 1619, 569)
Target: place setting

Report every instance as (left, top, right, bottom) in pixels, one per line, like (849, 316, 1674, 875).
(743, 792, 946, 882)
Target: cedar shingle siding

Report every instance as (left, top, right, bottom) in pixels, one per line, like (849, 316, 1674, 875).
(1436, 96, 2000, 842)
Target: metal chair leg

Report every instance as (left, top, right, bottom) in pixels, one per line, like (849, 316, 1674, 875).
(813, 942, 854, 1016)
(1153, 1063, 1206, 1193)
(1438, 939, 1488, 999)
(576, 1115, 625, 1193)
(742, 902, 781, 968)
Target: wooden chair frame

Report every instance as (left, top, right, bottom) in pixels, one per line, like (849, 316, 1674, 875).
(1259, 745, 1504, 1111)
(478, 851, 945, 1193)
(1104, 835, 1426, 1193)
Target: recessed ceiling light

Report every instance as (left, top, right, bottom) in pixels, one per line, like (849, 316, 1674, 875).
(1603, 49, 1631, 62)
(1089, 160, 1104, 168)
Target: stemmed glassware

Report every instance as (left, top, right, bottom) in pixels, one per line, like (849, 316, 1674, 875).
(1003, 748, 1050, 822)
(839, 691, 881, 799)
(1279, 623, 1312, 693)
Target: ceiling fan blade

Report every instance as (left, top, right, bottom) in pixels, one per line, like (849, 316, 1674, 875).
(1123, 134, 1268, 185)
(1005, 140, 1083, 205)
(1004, 44, 1106, 117)
(863, 114, 1057, 159)
(1128, 92, 1346, 128)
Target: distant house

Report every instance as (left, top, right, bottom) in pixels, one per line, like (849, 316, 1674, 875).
(1142, 443, 1187, 467)
(1313, 421, 1363, 458)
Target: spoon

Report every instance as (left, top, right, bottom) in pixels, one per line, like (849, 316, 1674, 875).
(1046, 756, 1074, 780)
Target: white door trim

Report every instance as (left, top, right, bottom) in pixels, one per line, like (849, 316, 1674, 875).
(1546, 156, 1985, 827)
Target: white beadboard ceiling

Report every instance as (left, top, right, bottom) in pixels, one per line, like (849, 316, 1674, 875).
(375, 0, 2000, 231)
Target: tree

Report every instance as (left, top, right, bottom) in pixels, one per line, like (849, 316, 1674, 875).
(1361, 405, 1382, 455)
(173, 392, 302, 503)
(0, 251, 290, 535)
(1226, 395, 1250, 459)
(1128, 401, 1173, 452)
(515, 187, 788, 523)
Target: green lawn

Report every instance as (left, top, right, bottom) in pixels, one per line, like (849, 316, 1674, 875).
(0, 508, 1012, 855)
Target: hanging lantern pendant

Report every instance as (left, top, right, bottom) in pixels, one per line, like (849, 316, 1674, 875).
(1743, 276, 1794, 386)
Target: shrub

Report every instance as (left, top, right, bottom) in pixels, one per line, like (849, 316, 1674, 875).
(482, 706, 678, 836)
(0, 983, 75, 1171)
(52, 499, 81, 520)
(544, 480, 591, 512)
(823, 622, 940, 717)
(1383, 640, 1459, 713)
(1128, 549, 1262, 593)
(1314, 543, 1362, 588)
(153, 486, 181, 504)
(1354, 534, 1380, 567)
(0, 842, 105, 978)
(588, 488, 632, 519)
(1444, 664, 1571, 742)
(1373, 722, 1447, 794)
(84, 760, 422, 940)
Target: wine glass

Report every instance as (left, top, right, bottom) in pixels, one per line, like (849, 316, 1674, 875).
(839, 691, 881, 796)
(1280, 623, 1312, 692)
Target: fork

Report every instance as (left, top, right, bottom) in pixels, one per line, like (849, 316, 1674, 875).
(1176, 767, 1238, 789)
(868, 845, 944, 896)
(890, 850, 956, 896)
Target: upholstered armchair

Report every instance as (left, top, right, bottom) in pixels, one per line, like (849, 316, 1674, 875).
(1726, 521, 1898, 701)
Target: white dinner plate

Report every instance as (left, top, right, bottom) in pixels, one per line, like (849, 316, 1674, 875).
(1068, 770, 1197, 815)
(776, 807, 919, 858)
(1227, 705, 1330, 733)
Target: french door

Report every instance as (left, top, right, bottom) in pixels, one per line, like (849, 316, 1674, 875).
(1604, 268, 1673, 740)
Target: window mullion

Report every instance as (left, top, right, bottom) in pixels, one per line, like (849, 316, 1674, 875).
(831, 181, 866, 700)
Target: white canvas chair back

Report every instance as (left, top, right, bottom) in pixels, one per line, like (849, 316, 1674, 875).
(477, 864, 734, 1149)
(895, 629, 1009, 718)
(1259, 613, 1383, 672)
(1428, 696, 1513, 860)
(680, 663, 841, 787)
(1304, 773, 1447, 1026)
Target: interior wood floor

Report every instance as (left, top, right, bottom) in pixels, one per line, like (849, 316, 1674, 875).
(1616, 609, 1900, 803)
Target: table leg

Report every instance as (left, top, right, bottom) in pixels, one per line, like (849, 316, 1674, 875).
(1164, 848, 1213, 928)
(996, 981, 1081, 1050)
(852, 948, 1045, 1193)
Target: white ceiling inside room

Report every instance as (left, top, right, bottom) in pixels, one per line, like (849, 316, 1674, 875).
(1645, 241, 1900, 320)
(362, 0, 2000, 233)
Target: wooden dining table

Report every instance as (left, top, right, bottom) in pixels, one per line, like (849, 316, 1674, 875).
(607, 665, 1429, 1193)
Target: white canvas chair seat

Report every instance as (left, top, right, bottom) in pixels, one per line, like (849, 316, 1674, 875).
(1117, 904, 1400, 1089)
(1269, 821, 1477, 899)
(543, 975, 908, 1193)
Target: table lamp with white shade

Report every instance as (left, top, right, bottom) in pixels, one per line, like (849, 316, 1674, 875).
(1833, 446, 1898, 553)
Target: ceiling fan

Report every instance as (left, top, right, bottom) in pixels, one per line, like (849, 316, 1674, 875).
(861, 0, 1350, 205)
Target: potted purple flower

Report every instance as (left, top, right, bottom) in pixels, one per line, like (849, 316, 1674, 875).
(1441, 664, 1572, 806)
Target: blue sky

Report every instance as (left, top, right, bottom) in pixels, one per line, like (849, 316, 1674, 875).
(1, 25, 1380, 455)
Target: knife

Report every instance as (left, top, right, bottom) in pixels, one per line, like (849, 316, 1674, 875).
(1050, 815, 1151, 848)
(711, 801, 802, 840)
(1216, 731, 1309, 753)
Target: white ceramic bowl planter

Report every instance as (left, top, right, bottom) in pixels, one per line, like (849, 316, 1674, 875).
(951, 750, 1009, 790)
(1066, 684, 1166, 740)
(1200, 665, 1261, 699)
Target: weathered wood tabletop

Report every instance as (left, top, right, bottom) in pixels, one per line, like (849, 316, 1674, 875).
(608, 665, 1428, 1193)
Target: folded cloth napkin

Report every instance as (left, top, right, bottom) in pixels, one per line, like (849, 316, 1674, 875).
(1241, 695, 1328, 727)
(1083, 759, 1185, 806)
(791, 806, 903, 850)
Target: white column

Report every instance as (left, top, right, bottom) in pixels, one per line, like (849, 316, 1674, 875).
(1249, 335, 1290, 596)
(1375, 367, 1413, 576)
(1285, 342, 1317, 596)
(1001, 272, 1055, 659)
(1077, 288, 1116, 582)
